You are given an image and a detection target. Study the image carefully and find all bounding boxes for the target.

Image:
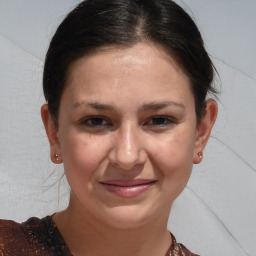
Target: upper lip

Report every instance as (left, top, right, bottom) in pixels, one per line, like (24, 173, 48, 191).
(100, 179, 157, 187)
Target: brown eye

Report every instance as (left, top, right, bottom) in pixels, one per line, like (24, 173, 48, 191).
(152, 117, 169, 125)
(89, 117, 105, 126)
(81, 117, 109, 128)
(144, 116, 175, 128)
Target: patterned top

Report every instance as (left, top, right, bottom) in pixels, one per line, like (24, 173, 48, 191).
(0, 216, 199, 256)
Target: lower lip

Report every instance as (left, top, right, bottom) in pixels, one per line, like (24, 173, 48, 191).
(100, 182, 155, 198)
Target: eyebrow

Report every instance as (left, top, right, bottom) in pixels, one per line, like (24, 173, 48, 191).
(72, 101, 114, 110)
(72, 100, 185, 111)
(139, 101, 185, 111)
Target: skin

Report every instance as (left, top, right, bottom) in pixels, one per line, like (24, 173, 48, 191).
(41, 42, 217, 256)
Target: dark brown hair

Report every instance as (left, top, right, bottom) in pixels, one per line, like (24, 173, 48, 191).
(43, 0, 217, 122)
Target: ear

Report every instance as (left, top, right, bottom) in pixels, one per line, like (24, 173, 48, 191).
(193, 99, 218, 164)
(41, 104, 62, 164)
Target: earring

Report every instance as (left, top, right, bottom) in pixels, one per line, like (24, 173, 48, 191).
(55, 153, 60, 161)
(198, 152, 203, 159)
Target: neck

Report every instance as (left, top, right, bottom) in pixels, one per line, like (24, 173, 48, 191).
(53, 197, 172, 256)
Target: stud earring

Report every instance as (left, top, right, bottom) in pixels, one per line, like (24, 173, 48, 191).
(55, 153, 60, 161)
(198, 152, 203, 159)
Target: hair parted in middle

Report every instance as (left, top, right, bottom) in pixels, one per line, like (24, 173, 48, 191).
(43, 0, 217, 123)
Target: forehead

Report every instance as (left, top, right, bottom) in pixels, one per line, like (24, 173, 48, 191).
(63, 42, 193, 107)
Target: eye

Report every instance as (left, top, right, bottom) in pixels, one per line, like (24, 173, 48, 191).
(144, 116, 175, 127)
(80, 117, 110, 128)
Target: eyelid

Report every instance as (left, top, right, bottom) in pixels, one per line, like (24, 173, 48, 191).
(77, 115, 177, 130)
(79, 116, 111, 128)
(143, 116, 176, 127)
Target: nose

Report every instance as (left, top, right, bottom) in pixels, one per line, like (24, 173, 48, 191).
(108, 124, 147, 170)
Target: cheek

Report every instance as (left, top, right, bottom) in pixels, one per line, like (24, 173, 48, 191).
(155, 127, 195, 165)
(155, 143, 194, 178)
(152, 128, 196, 192)
(59, 131, 109, 188)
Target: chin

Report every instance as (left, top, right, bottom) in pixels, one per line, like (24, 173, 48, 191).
(97, 204, 161, 230)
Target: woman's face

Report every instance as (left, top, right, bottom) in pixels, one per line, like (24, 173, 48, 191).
(48, 43, 211, 229)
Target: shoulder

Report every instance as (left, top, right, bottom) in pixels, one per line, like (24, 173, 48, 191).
(170, 233, 200, 256)
(0, 218, 28, 255)
(176, 243, 200, 256)
(0, 218, 21, 233)
(0, 219, 25, 250)
(0, 217, 53, 256)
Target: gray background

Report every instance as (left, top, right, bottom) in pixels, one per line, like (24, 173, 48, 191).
(0, 1, 255, 255)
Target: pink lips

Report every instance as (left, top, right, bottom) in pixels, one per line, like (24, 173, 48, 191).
(100, 180, 156, 198)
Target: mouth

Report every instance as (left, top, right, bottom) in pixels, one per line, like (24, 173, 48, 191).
(99, 180, 157, 198)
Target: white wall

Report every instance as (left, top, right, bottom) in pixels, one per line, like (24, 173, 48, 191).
(0, 1, 255, 255)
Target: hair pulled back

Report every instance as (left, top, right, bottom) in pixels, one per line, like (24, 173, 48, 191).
(43, 0, 216, 122)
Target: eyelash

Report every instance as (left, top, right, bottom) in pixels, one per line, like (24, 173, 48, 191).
(79, 116, 175, 130)
(80, 116, 111, 128)
(144, 116, 175, 127)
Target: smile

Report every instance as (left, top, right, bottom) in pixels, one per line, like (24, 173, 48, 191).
(99, 180, 157, 198)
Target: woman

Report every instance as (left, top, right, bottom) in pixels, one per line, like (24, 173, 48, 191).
(0, 0, 217, 255)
